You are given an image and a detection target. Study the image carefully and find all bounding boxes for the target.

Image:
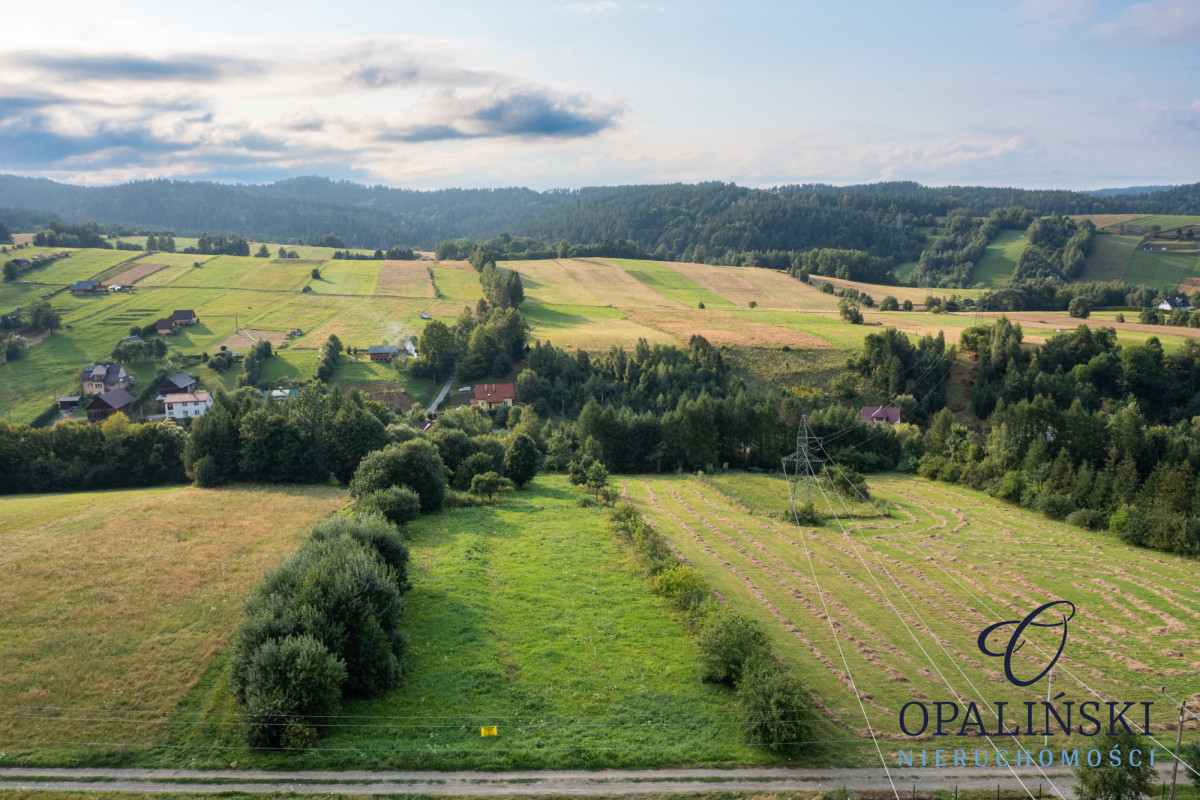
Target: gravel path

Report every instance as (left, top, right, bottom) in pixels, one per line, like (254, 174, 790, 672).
(0, 764, 1180, 796)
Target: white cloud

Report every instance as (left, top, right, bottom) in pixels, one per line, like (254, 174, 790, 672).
(1092, 0, 1200, 45)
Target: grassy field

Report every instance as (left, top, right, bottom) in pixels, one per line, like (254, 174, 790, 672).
(615, 259, 735, 309)
(0, 484, 346, 765)
(1123, 248, 1198, 289)
(624, 472, 1200, 758)
(968, 229, 1026, 286)
(5, 245, 1194, 425)
(1079, 234, 1142, 282)
(160, 476, 780, 770)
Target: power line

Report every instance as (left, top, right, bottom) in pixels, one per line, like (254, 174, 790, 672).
(810, 449, 1062, 799)
(782, 415, 900, 800)
(810, 439, 1200, 782)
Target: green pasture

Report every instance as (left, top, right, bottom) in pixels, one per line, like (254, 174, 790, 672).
(429, 262, 484, 302)
(9, 248, 137, 286)
(166, 476, 771, 770)
(310, 259, 381, 295)
(968, 229, 1026, 286)
(1123, 248, 1197, 289)
(1079, 234, 1141, 282)
(613, 259, 734, 309)
(733, 310, 874, 349)
(1127, 214, 1200, 231)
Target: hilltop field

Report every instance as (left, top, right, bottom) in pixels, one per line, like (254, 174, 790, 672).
(5, 242, 1200, 425)
(1, 473, 1196, 769)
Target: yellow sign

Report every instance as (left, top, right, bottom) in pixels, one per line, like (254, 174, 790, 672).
(480, 725, 498, 737)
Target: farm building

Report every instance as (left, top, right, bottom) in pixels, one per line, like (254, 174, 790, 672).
(157, 373, 198, 401)
(119, 335, 146, 346)
(164, 391, 212, 421)
(472, 383, 517, 411)
(171, 309, 198, 325)
(860, 406, 902, 426)
(155, 318, 178, 335)
(263, 388, 299, 403)
(69, 279, 103, 295)
(87, 388, 135, 422)
(57, 396, 82, 411)
(81, 363, 134, 395)
(1158, 297, 1188, 311)
(368, 344, 401, 361)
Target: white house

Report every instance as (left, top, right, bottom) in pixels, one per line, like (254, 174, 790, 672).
(164, 391, 212, 421)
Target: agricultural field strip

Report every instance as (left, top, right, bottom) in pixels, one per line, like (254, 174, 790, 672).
(631, 476, 1200, 742)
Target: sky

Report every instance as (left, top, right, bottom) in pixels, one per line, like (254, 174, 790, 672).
(1, 0, 1198, 190)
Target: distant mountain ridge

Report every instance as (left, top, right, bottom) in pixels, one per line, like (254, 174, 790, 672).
(0, 174, 1198, 252)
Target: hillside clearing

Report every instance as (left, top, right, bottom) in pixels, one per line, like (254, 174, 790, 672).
(968, 229, 1026, 286)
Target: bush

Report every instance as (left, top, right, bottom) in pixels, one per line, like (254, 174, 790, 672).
(792, 500, 822, 525)
(350, 439, 447, 512)
(453, 451, 495, 490)
(240, 634, 347, 748)
(310, 513, 411, 590)
(696, 606, 770, 684)
(1066, 508, 1108, 530)
(1036, 492, 1074, 520)
(470, 470, 514, 500)
(735, 655, 814, 752)
(653, 564, 709, 610)
(994, 470, 1025, 502)
(354, 486, 422, 527)
(191, 454, 220, 488)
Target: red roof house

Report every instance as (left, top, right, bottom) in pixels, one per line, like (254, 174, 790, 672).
(472, 383, 516, 410)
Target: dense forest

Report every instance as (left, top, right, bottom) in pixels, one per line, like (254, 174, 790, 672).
(3, 174, 1197, 254)
(920, 321, 1200, 556)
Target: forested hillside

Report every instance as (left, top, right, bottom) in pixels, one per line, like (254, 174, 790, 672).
(2, 174, 1197, 253)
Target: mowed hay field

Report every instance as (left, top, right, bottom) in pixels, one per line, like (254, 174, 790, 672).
(0, 484, 346, 764)
(167, 476, 772, 770)
(624, 474, 1200, 756)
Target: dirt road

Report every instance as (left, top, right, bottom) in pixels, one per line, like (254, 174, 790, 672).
(0, 764, 1181, 796)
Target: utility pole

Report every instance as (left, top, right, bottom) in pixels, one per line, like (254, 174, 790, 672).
(1044, 668, 1053, 747)
(782, 416, 819, 515)
(1169, 699, 1186, 800)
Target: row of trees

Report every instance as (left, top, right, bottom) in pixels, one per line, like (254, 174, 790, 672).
(33, 221, 110, 249)
(0, 414, 188, 494)
(230, 513, 411, 747)
(331, 247, 416, 260)
(1011, 215, 1096, 282)
(910, 207, 1032, 287)
(608, 503, 815, 752)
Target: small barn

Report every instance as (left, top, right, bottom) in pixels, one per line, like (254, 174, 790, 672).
(87, 388, 135, 422)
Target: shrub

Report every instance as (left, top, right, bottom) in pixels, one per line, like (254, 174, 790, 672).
(1036, 492, 1074, 520)
(994, 470, 1025, 502)
(310, 512, 411, 589)
(1066, 508, 1108, 531)
(453, 451, 495, 490)
(653, 564, 709, 610)
(470, 470, 514, 501)
(735, 655, 814, 752)
(191, 454, 220, 488)
(791, 500, 822, 525)
(240, 634, 347, 748)
(354, 486, 422, 527)
(350, 439, 446, 512)
(696, 606, 770, 684)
